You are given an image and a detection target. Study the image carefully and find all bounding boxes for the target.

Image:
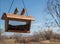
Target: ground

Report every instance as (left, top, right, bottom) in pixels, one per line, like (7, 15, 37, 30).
(3, 39, 60, 44)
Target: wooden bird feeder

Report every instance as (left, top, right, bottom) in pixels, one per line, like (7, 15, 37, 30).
(1, 8, 34, 33)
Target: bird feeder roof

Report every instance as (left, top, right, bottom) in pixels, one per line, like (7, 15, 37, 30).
(2, 13, 35, 21)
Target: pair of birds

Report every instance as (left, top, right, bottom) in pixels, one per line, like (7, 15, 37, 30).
(14, 8, 25, 15)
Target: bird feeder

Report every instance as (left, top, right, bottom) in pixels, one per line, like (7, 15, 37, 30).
(1, 8, 34, 33)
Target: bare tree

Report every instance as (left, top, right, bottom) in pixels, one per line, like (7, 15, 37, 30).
(0, 29, 2, 42)
(0, 28, 4, 44)
(47, 0, 60, 27)
(44, 29, 53, 40)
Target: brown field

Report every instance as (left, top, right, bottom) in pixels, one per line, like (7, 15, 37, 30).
(4, 39, 60, 44)
(1, 29, 60, 44)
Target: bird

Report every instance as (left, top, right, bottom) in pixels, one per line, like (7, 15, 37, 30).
(20, 8, 25, 15)
(14, 7, 18, 14)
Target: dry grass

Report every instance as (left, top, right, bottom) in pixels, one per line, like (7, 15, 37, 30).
(4, 39, 15, 44)
(4, 39, 60, 44)
(1, 29, 60, 44)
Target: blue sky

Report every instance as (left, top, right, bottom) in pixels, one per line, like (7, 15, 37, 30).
(0, 0, 60, 35)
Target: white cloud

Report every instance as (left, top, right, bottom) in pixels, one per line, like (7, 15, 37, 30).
(31, 22, 44, 26)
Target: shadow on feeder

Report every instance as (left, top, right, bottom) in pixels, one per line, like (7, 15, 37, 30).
(1, 8, 35, 33)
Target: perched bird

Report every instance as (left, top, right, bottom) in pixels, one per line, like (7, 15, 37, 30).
(14, 8, 18, 14)
(20, 8, 25, 15)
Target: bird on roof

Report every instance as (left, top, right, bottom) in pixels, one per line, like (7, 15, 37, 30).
(14, 7, 18, 14)
(20, 8, 25, 15)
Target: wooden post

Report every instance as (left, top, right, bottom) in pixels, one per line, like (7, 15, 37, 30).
(5, 19, 9, 31)
(26, 21, 31, 33)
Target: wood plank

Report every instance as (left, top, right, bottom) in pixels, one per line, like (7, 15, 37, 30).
(2, 13, 34, 21)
